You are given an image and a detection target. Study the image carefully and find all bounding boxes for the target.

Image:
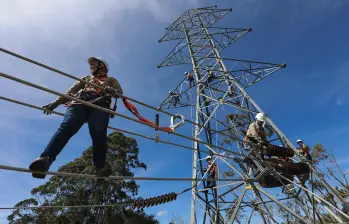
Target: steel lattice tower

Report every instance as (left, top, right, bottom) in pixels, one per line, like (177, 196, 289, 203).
(157, 5, 349, 224)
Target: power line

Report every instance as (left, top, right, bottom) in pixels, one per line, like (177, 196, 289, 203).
(0, 70, 252, 159)
(0, 190, 188, 211)
(0, 47, 218, 136)
(0, 95, 238, 161)
(0, 164, 243, 182)
(0, 203, 129, 210)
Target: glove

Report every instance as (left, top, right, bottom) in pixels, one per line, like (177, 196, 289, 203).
(42, 102, 60, 115)
(104, 86, 118, 96)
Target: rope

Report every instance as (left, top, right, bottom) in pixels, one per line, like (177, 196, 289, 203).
(0, 47, 216, 135)
(0, 70, 253, 159)
(0, 164, 241, 182)
(0, 96, 239, 161)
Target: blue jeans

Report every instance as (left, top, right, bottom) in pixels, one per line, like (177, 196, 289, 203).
(207, 171, 216, 188)
(41, 104, 110, 168)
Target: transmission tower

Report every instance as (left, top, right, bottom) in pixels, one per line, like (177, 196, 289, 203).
(158, 5, 349, 224)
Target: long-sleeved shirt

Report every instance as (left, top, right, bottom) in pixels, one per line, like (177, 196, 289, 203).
(206, 161, 218, 179)
(245, 122, 267, 142)
(52, 75, 123, 106)
(299, 144, 310, 155)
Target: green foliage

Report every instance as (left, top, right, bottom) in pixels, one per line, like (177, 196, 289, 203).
(8, 131, 158, 224)
(311, 143, 328, 165)
(169, 214, 187, 224)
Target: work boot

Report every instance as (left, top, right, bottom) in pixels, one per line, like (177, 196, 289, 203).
(29, 156, 54, 179)
(95, 164, 113, 178)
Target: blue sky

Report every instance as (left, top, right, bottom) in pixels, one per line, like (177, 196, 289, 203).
(0, 0, 349, 223)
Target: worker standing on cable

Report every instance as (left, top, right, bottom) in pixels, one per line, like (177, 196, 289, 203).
(29, 57, 123, 179)
(296, 139, 312, 161)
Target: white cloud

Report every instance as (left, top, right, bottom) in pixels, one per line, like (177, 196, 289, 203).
(156, 209, 168, 216)
(0, 0, 200, 103)
(0, 0, 198, 37)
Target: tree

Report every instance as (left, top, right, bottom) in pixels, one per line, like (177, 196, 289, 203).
(169, 213, 187, 224)
(271, 143, 349, 223)
(8, 131, 159, 224)
(311, 143, 328, 165)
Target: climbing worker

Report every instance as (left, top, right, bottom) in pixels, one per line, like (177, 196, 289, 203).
(169, 91, 180, 106)
(184, 72, 195, 88)
(29, 56, 123, 179)
(204, 156, 217, 189)
(296, 139, 312, 161)
(244, 113, 294, 158)
(206, 70, 215, 84)
(245, 112, 268, 146)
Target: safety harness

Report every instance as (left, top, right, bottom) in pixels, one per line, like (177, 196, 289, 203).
(122, 98, 175, 132)
(65, 75, 117, 118)
(67, 75, 184, 132)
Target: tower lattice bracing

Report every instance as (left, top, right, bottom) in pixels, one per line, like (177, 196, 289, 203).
(157, 5, 349, 224)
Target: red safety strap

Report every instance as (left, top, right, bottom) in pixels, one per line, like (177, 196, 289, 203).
(210, 163, 218, 179)
(122, 98, 173, 133)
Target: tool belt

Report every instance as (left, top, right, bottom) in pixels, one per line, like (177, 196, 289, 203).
(76, 90, 117, 118)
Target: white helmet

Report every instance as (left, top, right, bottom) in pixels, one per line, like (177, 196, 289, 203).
(205, 156, 212, 160)
(297, 139, 303, 143)
(88, 57, 109, 72)
(255, 113, 266, 122)
(184, 72, 189, 75)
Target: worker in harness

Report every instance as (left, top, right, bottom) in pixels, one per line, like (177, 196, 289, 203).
(185, 72, 195, 88)
(204, 70, 215, 88)
(169, 91, 180, 106)
(296, 139, 312, 161)
(245, 113, 269, 154)
(244, 113, 294, 158)
(29, 57, 123, 179)
(203, 156, 217, 189)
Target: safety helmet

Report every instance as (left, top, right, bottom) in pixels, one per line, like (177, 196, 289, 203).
(88, 57, 109, 72)
(205, 156, 212, 161)
(255, 113, 266, 122)
(184, 72, 189, 75)
(297, 139, 303, 143)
